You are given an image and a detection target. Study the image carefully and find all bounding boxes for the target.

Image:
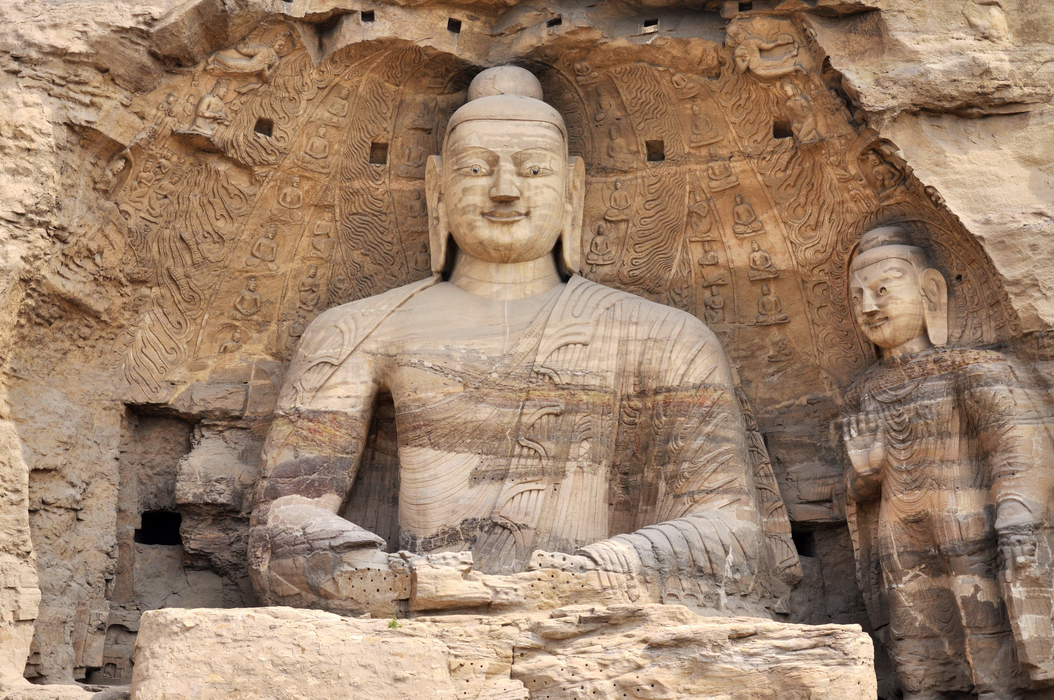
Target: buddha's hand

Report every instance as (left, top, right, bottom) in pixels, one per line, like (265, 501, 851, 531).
(264, 503, 386, 560)
(997, 501, 1040, 574)
(842, 412, 885, 498)
(528, 539, 645, 601)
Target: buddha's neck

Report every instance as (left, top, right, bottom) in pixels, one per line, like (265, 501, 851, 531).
(449, 251, 562, 301)
(880, 335, 932, 360)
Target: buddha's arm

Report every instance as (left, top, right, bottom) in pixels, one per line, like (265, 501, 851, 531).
(964, 360, 1052, 552)
(248, 316, 387, 606)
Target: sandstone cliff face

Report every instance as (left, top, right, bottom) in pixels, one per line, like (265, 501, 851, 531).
(0, 1, 1048, 697)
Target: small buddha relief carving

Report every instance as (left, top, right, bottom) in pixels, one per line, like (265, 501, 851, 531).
(747, 240, 779, 280)
(755, 283, 788, 325)
(706, 147, 739, 192)
(733, 194, 766, 237)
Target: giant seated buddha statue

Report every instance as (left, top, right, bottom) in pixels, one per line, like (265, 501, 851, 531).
(248, 66, 799, 617)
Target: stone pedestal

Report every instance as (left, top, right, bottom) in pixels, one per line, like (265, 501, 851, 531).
(130, 606, 876, 700)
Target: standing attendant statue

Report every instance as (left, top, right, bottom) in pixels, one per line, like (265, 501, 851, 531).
(843, 225, 1054, 700)
(248, 66, 799, 618)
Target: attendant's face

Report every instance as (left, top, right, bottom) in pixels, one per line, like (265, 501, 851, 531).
(443, 120, 567, 264)
(849, 257, 926, 350)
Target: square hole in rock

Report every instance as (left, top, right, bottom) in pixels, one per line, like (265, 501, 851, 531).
(547, 16, 562, 27)
(370, 142, 389, 165)
(134, 510, 183, 546)
(254, 118, 274, 137)
(361, 9, 374, 22)
(645, 139, 665, 162)
(773, 120, 793, 140)
(447, 18, 462, 33)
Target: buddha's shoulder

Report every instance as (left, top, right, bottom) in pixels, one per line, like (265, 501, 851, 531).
(307, 277, 437, 327)
(562, 276, 713, 332)
(297, 277, 437, 350)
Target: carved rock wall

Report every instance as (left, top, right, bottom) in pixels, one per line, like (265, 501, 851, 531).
(0, 0, 1048, 696)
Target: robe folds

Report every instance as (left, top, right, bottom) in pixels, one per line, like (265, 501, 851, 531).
(253, 275, 799, 612)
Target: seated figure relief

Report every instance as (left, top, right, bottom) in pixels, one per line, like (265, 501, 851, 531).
(843, 225, 1054, 700)
(248, 66, 799, 619)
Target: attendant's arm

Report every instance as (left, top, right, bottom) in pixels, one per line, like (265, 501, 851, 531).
(965, 360, 1052, 568)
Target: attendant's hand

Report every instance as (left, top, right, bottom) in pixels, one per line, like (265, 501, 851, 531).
(842, 412, 884, 501)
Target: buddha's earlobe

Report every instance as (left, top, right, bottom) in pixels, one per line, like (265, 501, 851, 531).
(560, 156, 586, 274)
(920, 267, 949, 346)
(425, 155, 448, 274)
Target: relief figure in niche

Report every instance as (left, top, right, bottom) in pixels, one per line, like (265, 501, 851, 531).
(686, 189, 714, 241)
(585, 222, 615, 273)
(698, 243, 719, 267)
(273, 176, 304, 222)
(185, 81, 230, 137)
(733, 193, 765, 237)
(205, 33, 288, 84)
(231, 277, 261, 319)
(725, 20, 804, 80)
(784, 87, 822, 144)
(323, 87, 350, 123)
(843, 225, 1054, 699)
(396, 138, 429, 179)
(310, 210, 335, 259)
(747, 240, 778, 280)
(704, 285, 725, 325)
(688, 102, 721, 148)
(706, 147, 739, 192)
(862, 148, 903, 193)
(755, 283, 788, 325)
(246, 224, 279, 270)
(298, 265, 321, 311)
(297, 125, 332, 174)
(219, 327, 244, 354)
(603, 178, 631, 223)
(249, 66, 798, 617)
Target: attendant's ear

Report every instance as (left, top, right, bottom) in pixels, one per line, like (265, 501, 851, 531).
(425, 155, 448, 274)
(561, 156, 586, 274)
(920, 267, 948, 346)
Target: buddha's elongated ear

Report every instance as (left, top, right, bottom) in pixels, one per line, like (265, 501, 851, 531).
(561, 155, 586, 274)
(425, 155, 448, 274)
(920, 267, 948, 346)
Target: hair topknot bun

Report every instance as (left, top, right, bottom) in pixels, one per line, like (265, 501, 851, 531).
(467, 66, 544, 102)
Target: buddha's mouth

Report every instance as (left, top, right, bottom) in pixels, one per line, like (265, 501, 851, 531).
(483, 209, 527, 222)
(865, 317, 887, 329)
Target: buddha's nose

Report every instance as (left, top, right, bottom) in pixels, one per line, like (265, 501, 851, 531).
(489, 163, 521, 203)
(860, 290, 879, 314)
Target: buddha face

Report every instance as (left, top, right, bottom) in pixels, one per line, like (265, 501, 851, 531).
(442, 119, 568, 264)
(849, 257, 927, 351)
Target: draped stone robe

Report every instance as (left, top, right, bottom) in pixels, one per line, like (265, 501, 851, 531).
(253, 275, 790, 609)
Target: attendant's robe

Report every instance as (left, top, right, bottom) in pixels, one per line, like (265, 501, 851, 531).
(845, 347, 1054, 693)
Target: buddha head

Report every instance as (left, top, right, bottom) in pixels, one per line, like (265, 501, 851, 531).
(849, 225, 948, 357)
(425, 66, 586, 275)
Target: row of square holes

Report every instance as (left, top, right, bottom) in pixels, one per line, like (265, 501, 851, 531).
(249, 130, 790, 159)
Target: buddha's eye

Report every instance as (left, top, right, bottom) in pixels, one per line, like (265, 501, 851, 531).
(471, 165, 482, 175)
(520, 163, 550, 177)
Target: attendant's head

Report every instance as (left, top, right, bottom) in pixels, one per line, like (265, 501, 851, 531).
(849, 225, 948, 357)
(426, 66, 585, 275)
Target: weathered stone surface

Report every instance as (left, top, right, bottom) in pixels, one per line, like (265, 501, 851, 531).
(130, 606, 875, 700)
(0, 0, 1049, 696)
